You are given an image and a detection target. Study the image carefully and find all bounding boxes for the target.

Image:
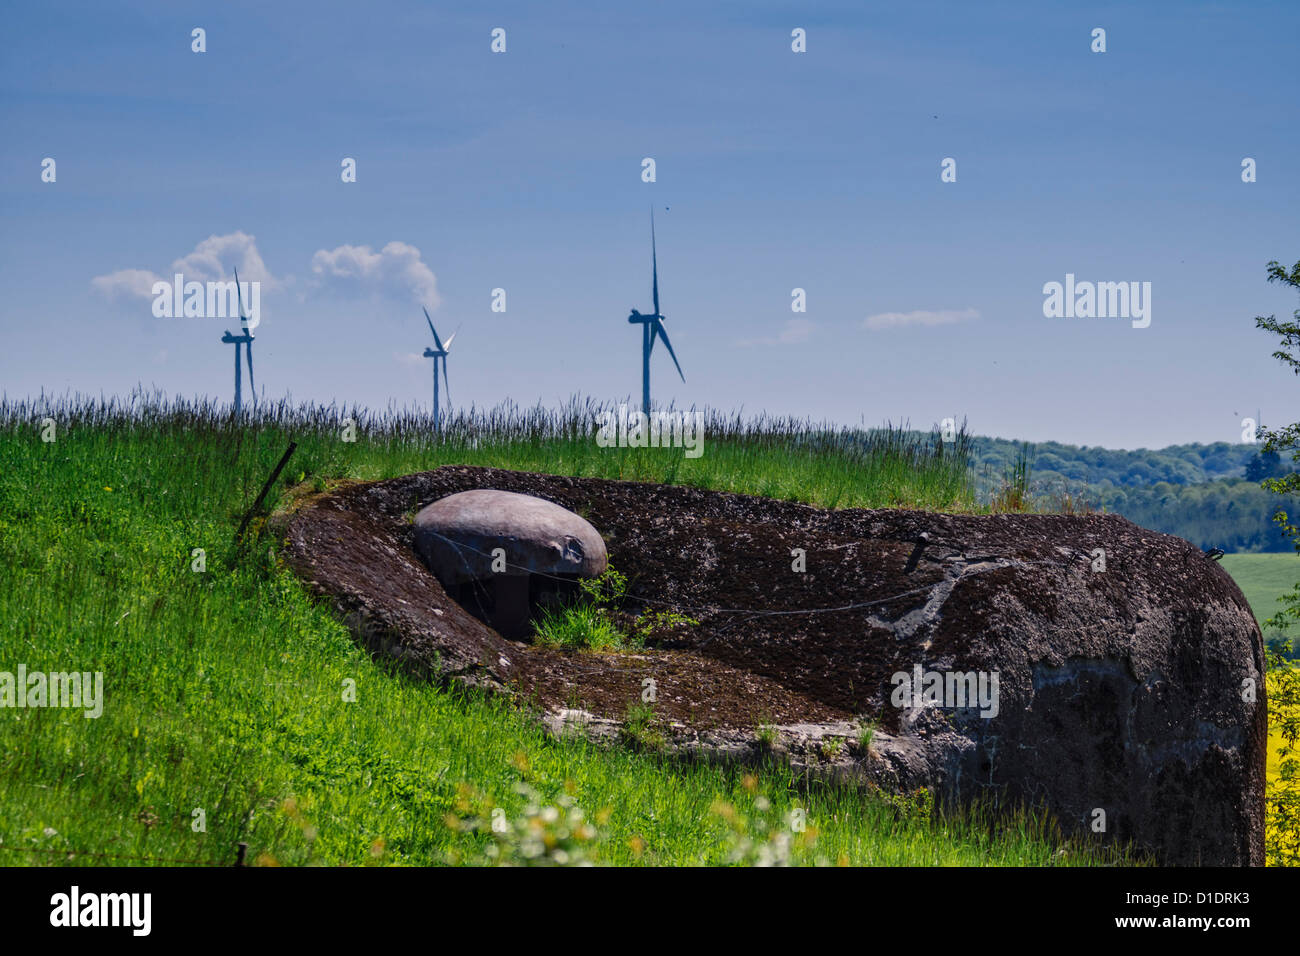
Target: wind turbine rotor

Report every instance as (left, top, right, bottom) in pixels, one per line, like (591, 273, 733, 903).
(234, 267, 252, 335)
(423, 306, 445, 353)
(653, 317, 685, 383)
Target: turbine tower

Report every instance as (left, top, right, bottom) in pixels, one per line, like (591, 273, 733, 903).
(220, 268, 256, 413)
(422, 307, 456, 431)
(627, 209, 685, 412)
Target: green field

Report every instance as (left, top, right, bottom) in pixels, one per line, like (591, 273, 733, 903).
(2, 396, 1134, 867)
(1220, 552, 1300, 638)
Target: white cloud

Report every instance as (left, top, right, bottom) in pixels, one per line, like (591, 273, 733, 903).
(863, 308, 978, 331)
(170, 231, 280, 289)
(310, 241, 439, 307)
(89, 233, 439, 316)
(91, 231, 281, 299)
(738, 317, 814, 347)
(90, 268, 163, 300)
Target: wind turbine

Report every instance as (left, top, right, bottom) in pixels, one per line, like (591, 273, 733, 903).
(422, 307, 456, 431)
(220, 268, 256, 413)
(627, 209, 685, 412)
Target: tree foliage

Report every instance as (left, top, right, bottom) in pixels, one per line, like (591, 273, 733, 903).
(1254, 259, 1300, 866)
(1255, 260, 1300, 630)
(1092, 479, 1297, 552)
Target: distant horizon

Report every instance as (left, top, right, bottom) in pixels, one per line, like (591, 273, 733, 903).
(1, 384, 1281, 457)
(3, 2, 1297, 450)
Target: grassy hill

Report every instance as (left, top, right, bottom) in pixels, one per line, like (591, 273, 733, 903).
(2, 396, 1130, 867)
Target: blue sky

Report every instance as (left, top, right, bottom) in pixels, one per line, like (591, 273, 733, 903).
(1, 0, 1297, 448)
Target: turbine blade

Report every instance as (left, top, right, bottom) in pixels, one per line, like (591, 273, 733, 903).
(423, 307, 444, 352)
(651, 209, 659, 316)
(235, 268, 246, 321)
(653, 318, 685, 382)
(441, 357, 451, 410)
(443, 332, 456, 351)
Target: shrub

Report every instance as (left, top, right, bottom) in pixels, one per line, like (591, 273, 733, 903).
(620, 701, 667, 752)
(1266, 640, 1300, 866)
(532, 601, 627, 652)
(532, 565, 698, 653)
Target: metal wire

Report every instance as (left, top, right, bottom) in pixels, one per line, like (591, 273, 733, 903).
(412, 525, 1079, 622)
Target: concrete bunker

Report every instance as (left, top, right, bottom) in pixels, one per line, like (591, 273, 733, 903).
(413, 489, 608, 639)
(282, 465, 1268, 865)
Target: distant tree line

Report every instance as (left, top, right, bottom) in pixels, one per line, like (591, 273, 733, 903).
(961, 435, 1297, 551)
(970, 436, 1287, 488)
(1092, 478, 1298, 552)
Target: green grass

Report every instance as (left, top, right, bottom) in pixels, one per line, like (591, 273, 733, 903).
(0, 394, 1130, 866)
(532, 603, 632, 652)
(1220, 552, 1300, 638)
(532, 566, 641, 652)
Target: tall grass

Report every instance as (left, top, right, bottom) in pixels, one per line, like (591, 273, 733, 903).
(0, 392, 1131, 866)
(988, 441, 1035, 513)
(2, 390, 975, 513)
